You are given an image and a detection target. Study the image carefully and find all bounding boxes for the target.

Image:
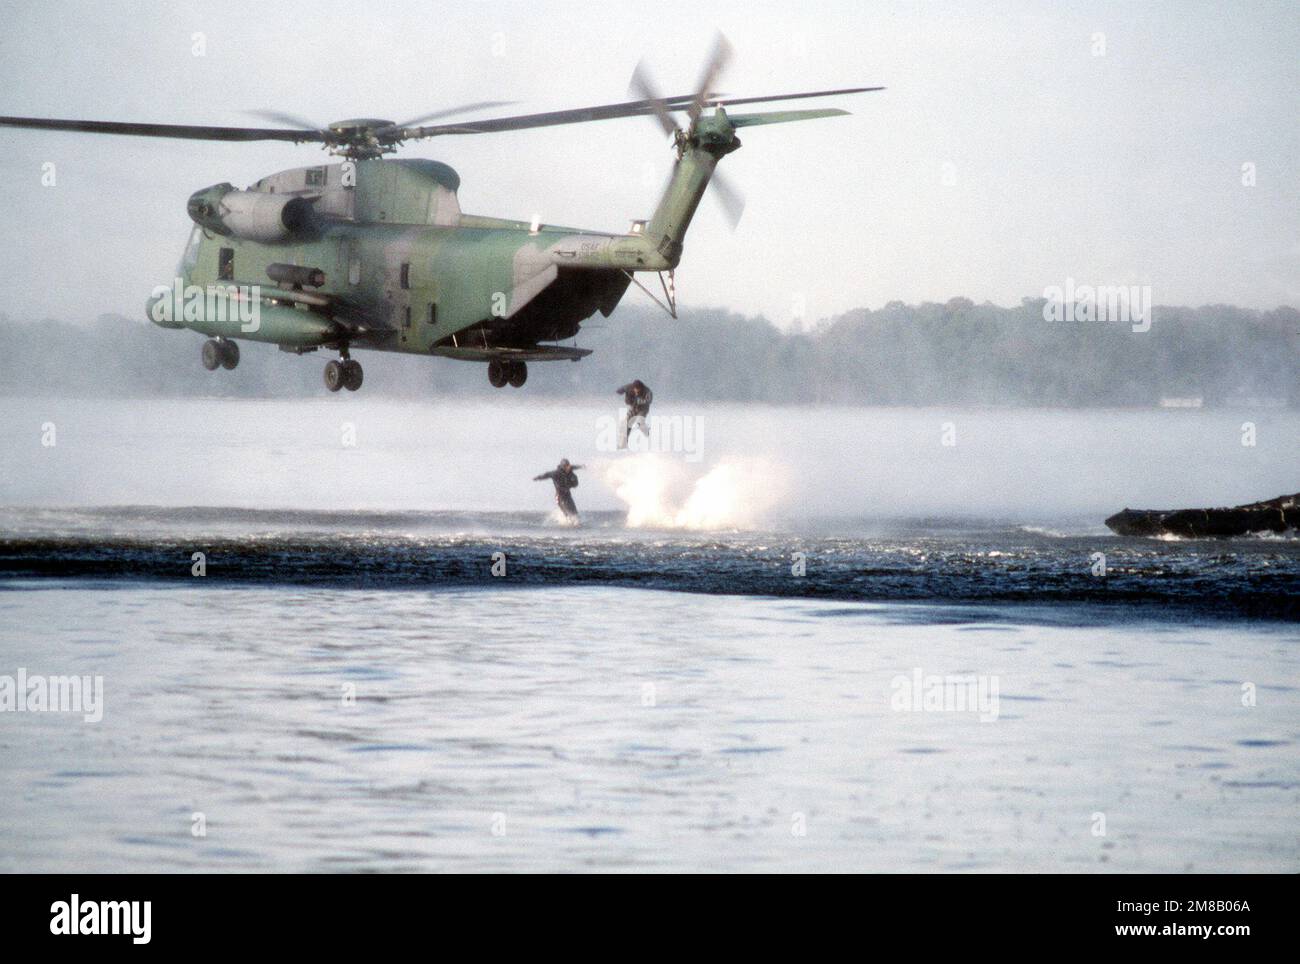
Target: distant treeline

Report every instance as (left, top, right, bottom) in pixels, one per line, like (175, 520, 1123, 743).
(1, 298, 1296, 406)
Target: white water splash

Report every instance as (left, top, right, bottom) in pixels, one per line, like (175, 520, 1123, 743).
(545, 508, 581, 527)
(598, 454, 788, 530)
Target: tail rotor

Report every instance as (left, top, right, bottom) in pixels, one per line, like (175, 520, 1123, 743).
(629, 33, 746, 228)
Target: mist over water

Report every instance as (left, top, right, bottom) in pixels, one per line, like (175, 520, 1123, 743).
(2, 397, 1294, 527)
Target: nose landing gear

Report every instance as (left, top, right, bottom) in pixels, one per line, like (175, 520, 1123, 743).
(488, 358, 527, 388)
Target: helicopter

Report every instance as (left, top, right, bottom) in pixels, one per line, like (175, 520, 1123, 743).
(0, 39, 880, 392)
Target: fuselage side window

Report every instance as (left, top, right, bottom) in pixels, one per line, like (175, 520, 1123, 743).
(179, 225, 203, 273)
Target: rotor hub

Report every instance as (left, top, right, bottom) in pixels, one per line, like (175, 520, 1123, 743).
(327, 118, 396, 134)
(326, 118, 401, 159)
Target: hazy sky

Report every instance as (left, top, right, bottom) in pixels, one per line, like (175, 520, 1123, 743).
(0, 0, 1296, 327)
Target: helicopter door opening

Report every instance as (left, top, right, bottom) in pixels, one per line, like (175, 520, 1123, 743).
(218, 247, 234, 281)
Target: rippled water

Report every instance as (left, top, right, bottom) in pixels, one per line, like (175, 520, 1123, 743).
(0, 578, 1296, 873)
(0, 399, 1296, 871)
(1, 505, 1296, 618)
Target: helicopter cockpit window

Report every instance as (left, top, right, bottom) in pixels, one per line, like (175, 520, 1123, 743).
(218, 247, 234, 281)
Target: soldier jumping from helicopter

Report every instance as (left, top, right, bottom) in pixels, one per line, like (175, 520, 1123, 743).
(616, 380, 654, 447)
(534, 458, 583, 521)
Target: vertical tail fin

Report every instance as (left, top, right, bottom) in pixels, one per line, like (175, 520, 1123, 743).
(641, 107, 847, 267)
(644, 111, 740, 267)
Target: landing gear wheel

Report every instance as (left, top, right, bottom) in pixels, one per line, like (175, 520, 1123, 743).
(341, 359, 363, 391)
(201, 339, 222, 371)
(507, 361, 527, 387)
(219, 339, 240, 370)
(487, 359, 508, 388)
(324, 359, 344, 392)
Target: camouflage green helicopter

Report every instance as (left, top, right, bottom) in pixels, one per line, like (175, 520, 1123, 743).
(0, 40, 879, 392)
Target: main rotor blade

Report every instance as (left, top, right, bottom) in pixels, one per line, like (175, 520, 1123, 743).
(703, 86, 884, 109)
(244, 109, 322, 130)
(392, 100, 518, 129)
(628, 60, 678, 138)
(710, 169, 745, 229)
(688, 33, 734, 127)
(397, 93, 705, 140)
(0, 115, 325, 143)
(396, 84, 870, 141)
(0, 87, 882, 151)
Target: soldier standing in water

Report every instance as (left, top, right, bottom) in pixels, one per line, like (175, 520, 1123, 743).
(616, 379, 654, 447)
(534, 458, 583, 521)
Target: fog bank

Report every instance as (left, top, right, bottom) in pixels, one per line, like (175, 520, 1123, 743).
(2, 397, 1294, 526)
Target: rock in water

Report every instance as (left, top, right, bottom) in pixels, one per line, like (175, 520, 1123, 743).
(1105, 493, 1300, 538)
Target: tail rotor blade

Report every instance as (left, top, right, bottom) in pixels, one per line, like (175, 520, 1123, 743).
(688, 33, 733, 127)
(628, 60, 679, 138)
(711, 169, 745, 229)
